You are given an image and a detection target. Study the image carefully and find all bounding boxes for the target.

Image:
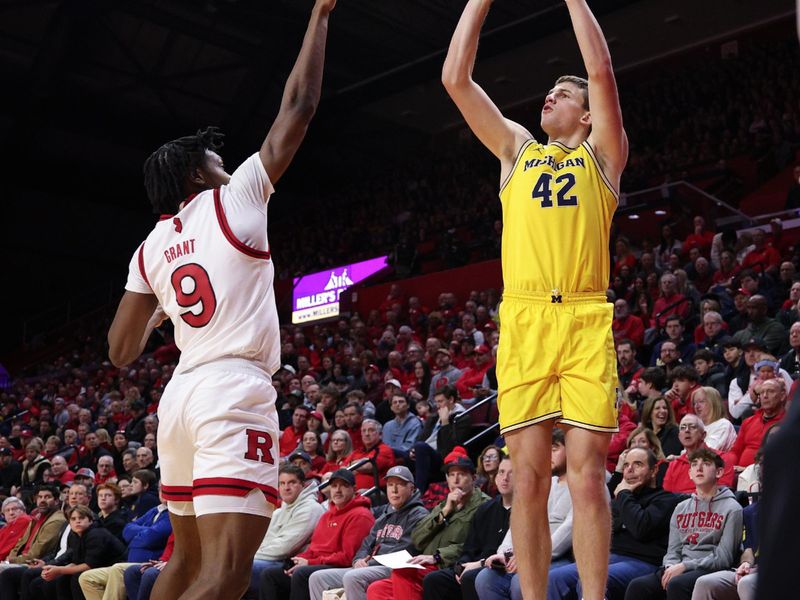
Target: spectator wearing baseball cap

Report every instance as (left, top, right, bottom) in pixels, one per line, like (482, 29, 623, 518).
(365, 447, 488, 600)
(307, 465, 429, 600)
(728, 337, 794, 421)
(258, 468, 374, 600)
(455, 344, 494, 403)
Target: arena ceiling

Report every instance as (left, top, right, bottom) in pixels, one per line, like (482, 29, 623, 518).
(0, 0, 646, 204)
(0, 0, 794, 356)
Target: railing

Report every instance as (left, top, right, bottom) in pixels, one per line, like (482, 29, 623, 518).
(454, 392, 497, 423)
(316, 457, 373, 493)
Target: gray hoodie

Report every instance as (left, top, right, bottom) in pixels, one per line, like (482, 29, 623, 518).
(354, 491, 429, 566)
(663, 486, 743, 572)
(255, 483, 325, 561)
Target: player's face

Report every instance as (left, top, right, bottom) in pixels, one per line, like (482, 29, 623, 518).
(197, 150, 231, 188)
(541, 82, 589, 136)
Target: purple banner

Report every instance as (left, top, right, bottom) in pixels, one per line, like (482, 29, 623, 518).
(291, 255, 389, 324)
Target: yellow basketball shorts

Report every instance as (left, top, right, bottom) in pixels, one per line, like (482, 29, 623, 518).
(497, 289, 619, 435)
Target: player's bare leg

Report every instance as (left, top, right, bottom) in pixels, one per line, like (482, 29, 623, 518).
(153, 513, 269, 600)
(151, 514, 202, 600)
(563, 426, 612, 600)
(505, 421, 555, 600)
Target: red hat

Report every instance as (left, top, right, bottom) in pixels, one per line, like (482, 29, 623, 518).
(309, 411, 324, 421)
(475, 344, 490, 355)
(442, 446, 475, 473)
(365, 364, 381, 374)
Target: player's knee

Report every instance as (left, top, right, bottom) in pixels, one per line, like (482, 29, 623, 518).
(565, 469, 607, 502)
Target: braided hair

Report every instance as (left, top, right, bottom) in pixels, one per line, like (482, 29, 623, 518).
(143, 126, 225, 214)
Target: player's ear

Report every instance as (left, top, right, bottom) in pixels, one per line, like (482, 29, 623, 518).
(188, 168, 207, 186)
(580, 110, 592, 127)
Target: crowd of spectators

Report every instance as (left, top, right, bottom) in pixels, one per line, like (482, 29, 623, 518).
(0, 204, 793, 599)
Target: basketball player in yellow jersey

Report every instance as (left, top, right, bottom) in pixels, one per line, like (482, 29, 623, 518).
(443, 2, 627, 599)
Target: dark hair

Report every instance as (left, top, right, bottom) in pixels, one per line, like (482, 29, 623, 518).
(143, 126, 225, 215)
(320, 385, 341, 401)
(664, 315, 683, 327)
(552, 427, 566, 447)
(670, 366, 699, 383)
(343, 402, 363, 415)
(692, 349, 716, 363)
(35, 484, 59, 498)
(434, 384, 460, 404)
(639, 367, 666, 390)
(555, 75, 589, 110)
(688, 448, 724, 469)
(132, 469, 156, 489)
(67, 505, 95, 521)
(616, 338, 635, 352)
(279, 463, 306, 483)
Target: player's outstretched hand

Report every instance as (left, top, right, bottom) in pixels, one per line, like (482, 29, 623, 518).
(315, 0, 336, 13)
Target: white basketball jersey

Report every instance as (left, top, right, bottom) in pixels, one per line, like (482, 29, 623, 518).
(125, 153, 281, 375)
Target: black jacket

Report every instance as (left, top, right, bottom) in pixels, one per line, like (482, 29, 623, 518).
(417, 411, 471, 457)
(98, 509, 128, 544)
(610, 486, 682, 565)
(457, 495, 511, 564)
(54, 525, 127, 568)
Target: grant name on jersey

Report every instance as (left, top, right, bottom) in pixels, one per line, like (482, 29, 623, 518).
(164, 239, 197, 264)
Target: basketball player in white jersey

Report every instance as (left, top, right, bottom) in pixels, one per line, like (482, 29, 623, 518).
(107, 1, 336, 598)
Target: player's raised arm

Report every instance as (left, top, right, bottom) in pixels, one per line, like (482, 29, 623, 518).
(442, 0, 531, 166)
(565, 0, 628, 180)
(259, 0, 336, 184)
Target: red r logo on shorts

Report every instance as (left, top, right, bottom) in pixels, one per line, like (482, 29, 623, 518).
(243, 429, 275, 464)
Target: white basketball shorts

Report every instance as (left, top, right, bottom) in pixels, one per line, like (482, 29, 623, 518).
(157, 358, 279, 518)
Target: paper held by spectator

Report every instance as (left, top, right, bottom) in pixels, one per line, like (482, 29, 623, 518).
(373, 550, 426, 570)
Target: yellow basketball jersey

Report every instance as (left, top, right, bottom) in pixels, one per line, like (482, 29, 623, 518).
(499, 139, 618, 293)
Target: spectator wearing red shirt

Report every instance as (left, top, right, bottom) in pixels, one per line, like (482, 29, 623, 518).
(612, 299, 645, 349)
(664, 366, 701, 421)
(343, 419, 395, 490)
(711, 249, 740, 287)
(456, 344, 494, 402)
(662, 415, 735, 493)
(279, 406, 309, 458)
(683, 215, 715, 258)
(724, 378, 787, 469)
(342, 402, 365, 453)
(0, 497, 32, 560)
(652, 273, 690, 329)
(613, 237, 638, 278)
(741, 228, 781, 274)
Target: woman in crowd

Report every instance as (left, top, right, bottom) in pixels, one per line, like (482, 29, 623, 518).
(408, 360, 432, 401)
(109, 431, 130, 475)
(43, 436, 62, 460)
(306, 411, 328, 447)
(476, 445, 505, 497)
(301, 430, 326, 473)
(333, 408, 347, 431)
(655, 223, 682, 270)
(321, 429, 352, 474)
(692, 386, 737, 452)
(20, 439, 50, 492)
(640, 396, 682, 457)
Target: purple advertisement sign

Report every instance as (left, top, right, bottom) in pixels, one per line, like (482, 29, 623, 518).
(292, 255, 389, 324)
